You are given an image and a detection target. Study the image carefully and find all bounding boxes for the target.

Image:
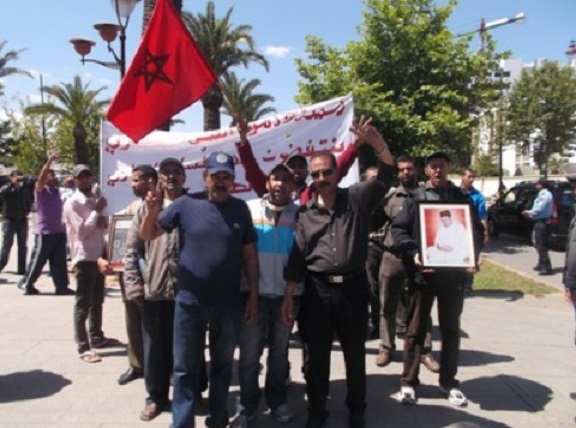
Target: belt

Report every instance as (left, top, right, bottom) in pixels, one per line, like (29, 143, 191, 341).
(309, 269, 364, 284)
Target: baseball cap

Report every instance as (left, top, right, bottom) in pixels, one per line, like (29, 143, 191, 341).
(268, 163, 294, 179)
(425, 151, 451, 165)
(72, 164, 92, 177)
(158, 157, 185, 174)
(286, 153, 307, 166)
(205, 151, 235, 176)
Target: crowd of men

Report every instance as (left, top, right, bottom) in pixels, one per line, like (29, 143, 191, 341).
(9, 117, 576, 428)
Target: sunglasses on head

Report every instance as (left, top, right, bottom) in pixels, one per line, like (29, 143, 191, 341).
(310, 168, 334, 179)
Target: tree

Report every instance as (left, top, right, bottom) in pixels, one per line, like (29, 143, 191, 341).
(295, 0, 502, 169)
(24, 75, 109, 165)
(221, 72, 276, 126)
(183, 1, 269, 131)
(142, 0, 182, 35)
(0, 40, 33, 97)
(506, 61, 576, 177)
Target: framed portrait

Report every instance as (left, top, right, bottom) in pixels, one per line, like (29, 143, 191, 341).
(418, 201, 475, 269)
(108, 214, 133, 272)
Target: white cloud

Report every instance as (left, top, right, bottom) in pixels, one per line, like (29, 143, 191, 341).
(264, 46, 291, 59)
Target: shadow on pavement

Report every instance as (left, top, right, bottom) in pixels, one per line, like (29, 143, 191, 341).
(467, 290, 524, 302)
(483, 236, 529, 256)
(464, 375, 552, 412)
(458, 349, 514, 367)
(0, 370, 71, 403)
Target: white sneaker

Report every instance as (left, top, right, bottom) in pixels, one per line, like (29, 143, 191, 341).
(274, 404, 294, 423)
(392, 386, 417, 405)
(439, 386, 468, 407)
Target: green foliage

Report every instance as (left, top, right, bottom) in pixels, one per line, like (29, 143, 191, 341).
(294, 0, 503, 169)
(221, 72, 276, 126)
(24, 75, 108, 165)
(0, 40, 33, 97)
(506, 61, 576, 176)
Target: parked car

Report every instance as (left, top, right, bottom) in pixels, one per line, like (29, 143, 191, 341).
(487, 180, 574, 249)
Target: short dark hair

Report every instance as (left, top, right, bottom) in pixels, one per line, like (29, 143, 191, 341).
(461, 167, 475, 176)
(133, 164, 158, 183)
(310, 151, 337, 169)
(395, 155, 415, 166)
(10, 169, 23, 177)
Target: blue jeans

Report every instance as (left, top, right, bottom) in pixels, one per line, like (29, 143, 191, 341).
(172, 302, 241, 428)
(238, 295, 299, 415)
(0, 218, 28, 274)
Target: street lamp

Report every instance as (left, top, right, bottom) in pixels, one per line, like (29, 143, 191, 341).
(456, 12, 526, 51)
(69, 0, 140, 78)
(566, 40, 576, 67)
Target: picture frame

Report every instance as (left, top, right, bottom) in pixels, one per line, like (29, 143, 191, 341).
(418, 201, 475, 269)
(108, 214, 134, 272)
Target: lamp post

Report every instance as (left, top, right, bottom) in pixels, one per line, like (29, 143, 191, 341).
(493, 68, 510, 197)
(69, 0, 140, 78)
(567, 40, 576, 67)
(456, 12, 526, 51)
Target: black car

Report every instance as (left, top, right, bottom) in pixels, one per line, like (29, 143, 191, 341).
(487, 180, 574, 249)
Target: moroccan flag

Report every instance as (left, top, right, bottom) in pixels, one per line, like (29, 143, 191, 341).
(107, 0, 217, 142)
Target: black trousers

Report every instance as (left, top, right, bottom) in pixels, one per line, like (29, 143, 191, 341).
(19, 233, 68, 291)
(300, 272, 368, 416)
(365, 242, 383, 329)
(401, 271, 465, 389)
(533, 221, 552, 270)
(142, 299, 175, 406)
(74, 261, 105, 354)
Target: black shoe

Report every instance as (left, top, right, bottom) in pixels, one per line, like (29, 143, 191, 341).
(533, 265, 542, 271)
(349, 412, 365, 428)
(117, 367, 143, 385)
(55, 287, 75, 295)
(306, 411, 329, 428)
(539, 269, 553, 276)
(24, 287, 40, 295)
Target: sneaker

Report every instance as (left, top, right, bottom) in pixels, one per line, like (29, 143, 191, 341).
(274, 404, 294, 423)
(392, 386, 417, 405)
(230, 413, 256, 428)
(376, 350, 391, 367)
(439, 386, 468, 407)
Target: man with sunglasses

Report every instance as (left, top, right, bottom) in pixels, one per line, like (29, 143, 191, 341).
(140, 151, 259, 428)
(282, 119, 394, 428)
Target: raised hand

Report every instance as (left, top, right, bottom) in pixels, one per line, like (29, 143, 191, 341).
(144, 177, 162, 212)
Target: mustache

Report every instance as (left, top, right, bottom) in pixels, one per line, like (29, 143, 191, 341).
(214, 185, 228, 192)
(317, 181, 330, 188)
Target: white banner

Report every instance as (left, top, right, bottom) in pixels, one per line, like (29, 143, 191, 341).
(101, 94, 358, 214)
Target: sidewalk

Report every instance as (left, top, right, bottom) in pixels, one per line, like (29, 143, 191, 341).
(0, 233, 574, 427)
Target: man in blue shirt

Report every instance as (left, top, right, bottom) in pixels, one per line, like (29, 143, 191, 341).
(522, 177, 554, 275)
(140, 151, 259, 428)
(460, 168, 488, 293)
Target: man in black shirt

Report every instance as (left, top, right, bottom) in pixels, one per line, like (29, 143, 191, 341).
(282, 119, 394, 428)
(391, 151, 484, 407)
(0, 170, 33, 275)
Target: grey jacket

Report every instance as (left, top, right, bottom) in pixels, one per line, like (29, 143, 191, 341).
(123, 202, 179, 301)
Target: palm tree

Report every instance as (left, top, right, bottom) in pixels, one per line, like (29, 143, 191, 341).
(221, 72, 276, 126)
(142, 0, 181, 35)
(25, 75, 109, 165)
(0, 40, 32, 97)
(183, 1, 269, 131)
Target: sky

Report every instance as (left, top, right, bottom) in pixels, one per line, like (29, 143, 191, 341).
(1, 0, 575, 133)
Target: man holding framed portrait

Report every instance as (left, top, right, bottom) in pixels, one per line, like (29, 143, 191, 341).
(391, 151, 484, 408)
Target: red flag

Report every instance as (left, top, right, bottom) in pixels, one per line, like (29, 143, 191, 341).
(107, 0, 217, 142)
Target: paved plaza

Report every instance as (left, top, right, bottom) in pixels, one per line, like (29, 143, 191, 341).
(0, 231, 574, 427)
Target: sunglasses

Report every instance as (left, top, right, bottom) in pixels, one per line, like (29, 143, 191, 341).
(310, 168, 334, 179)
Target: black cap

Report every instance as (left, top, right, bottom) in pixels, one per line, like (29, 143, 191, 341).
(158, 157, 185, 174)
(425, 151, 451, 165)
(268, 163, 294, 179)
(286, 154, 307, 166)
(439, 209, 451, 217)
(72, 164, 92, 177)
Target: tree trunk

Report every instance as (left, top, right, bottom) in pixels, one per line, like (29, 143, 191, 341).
(73, 123, 88, 165)
(201, 85, 224, 131)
